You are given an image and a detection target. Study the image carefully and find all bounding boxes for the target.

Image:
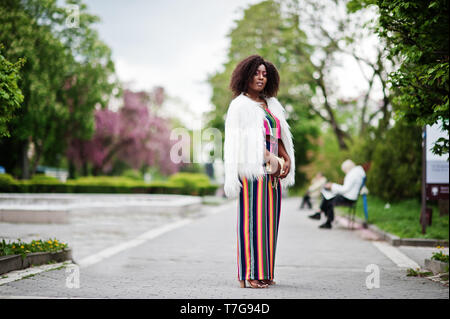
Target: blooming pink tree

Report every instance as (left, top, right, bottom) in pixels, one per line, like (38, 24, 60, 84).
(67, 89, 180, 176)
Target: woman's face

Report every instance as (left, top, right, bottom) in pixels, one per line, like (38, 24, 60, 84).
(248, 64, 267, 93)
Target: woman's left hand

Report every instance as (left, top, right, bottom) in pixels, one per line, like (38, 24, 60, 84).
(278, 157, 290, 179)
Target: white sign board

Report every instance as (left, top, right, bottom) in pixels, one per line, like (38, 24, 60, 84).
(426, 121, 449, 184)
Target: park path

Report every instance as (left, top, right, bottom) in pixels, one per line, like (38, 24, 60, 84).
(0, 197, 448, 299)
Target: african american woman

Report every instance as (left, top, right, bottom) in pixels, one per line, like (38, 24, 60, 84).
(224, 55, 295, 289)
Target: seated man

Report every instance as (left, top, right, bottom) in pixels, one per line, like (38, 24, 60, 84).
(308, 159, 366, 229)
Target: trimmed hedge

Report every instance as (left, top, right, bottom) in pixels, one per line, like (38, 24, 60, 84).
(0, 173, 218, 196)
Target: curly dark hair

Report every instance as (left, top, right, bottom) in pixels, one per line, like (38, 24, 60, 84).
(229, 55, 280, 98)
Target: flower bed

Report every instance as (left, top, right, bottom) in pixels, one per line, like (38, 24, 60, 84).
(0, 239, 72, 275)
(1, 239, 68, 257)
(425, 246, 449, 275)
(431, 247, 449, 263)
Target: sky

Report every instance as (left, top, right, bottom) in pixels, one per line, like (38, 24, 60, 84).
(83, 0, 381, 129)
(85, 0, 261, 127)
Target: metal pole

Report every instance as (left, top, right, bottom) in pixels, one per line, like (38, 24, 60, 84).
(421, 126, 427, 234)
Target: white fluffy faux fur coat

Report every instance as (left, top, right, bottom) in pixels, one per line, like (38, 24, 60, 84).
(223, 93, 295, 198)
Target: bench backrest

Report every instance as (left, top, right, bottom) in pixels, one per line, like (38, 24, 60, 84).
(358, 176, 366, 195)
(353, 176, 367, 205)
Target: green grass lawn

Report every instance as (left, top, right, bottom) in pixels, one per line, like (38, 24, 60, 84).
(336, 196, 449, 240)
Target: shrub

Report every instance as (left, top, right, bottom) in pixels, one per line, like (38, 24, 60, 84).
(24, 182, 68, 193)
(168, 172, 210, 186)
(69, 176, 146, 187)
(30, 174, 61, 183)
(0, 173, 15, 185)
(0, 173, 19, 192)
(122, 169, 142, 181)
(167, 172, 213, 195)
(0, 173, 218, 196)
(367, 120, 422, 202)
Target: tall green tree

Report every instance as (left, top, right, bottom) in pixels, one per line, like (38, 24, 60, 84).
(58, 1, 118, 178)
(0, 47, 24, 138)
(0, 0, 69, 178)
(348, 0, 449, 157)
(0, 0, 117, 178)
(207, 0, 319, 188)
(284, 0, 395, 150)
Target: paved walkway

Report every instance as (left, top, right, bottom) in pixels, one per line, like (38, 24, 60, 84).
(0, 197, 448, 298)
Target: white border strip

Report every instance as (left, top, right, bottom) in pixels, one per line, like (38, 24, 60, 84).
(0, 262, 70, 286)
(372, 241, 420, 269)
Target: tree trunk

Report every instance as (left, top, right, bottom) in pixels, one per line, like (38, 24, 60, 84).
(68, 160, 76, 179)
(82, 162, 88, 176)
(92, 166, 100, 176)
(333, 126, 349, 150)
(21, 139, 30, 180)
(315, 69, 350, 150)
(30, 140, 43, 179)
